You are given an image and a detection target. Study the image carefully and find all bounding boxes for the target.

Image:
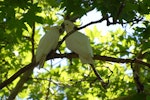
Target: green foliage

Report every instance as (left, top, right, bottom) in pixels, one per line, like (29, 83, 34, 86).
(0, 0, 150, 100)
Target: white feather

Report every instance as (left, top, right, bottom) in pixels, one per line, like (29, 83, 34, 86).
(64, 20, 94, 64)
(64, 20, 106, 86)
(36, 26, 61, 68)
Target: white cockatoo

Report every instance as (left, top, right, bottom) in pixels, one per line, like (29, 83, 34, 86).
(63, 20, 94, 65)
(36, 26, 63, 68)
(62, 20, 107, 87)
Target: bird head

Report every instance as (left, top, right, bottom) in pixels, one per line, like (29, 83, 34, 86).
(53, 26, 64, 34)
(44, 26, 64, 35)
(61, 20, 77, 33)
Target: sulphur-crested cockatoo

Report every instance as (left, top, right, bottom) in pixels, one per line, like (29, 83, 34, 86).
(64, 20, 94, 65)
(62, 20, 107, 87)
(36, 26, 63, 68)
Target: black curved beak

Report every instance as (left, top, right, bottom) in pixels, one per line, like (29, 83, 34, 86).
(61, 23, 65, 29)
(59, 27, 64, 34)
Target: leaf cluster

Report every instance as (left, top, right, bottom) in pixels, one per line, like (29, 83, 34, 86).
(0, 0, 150, 100)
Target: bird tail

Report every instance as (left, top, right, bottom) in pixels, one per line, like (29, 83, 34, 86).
(38, 56, 46, 68)
(90, 64, 108, 88)
(79, 55, 94, 64)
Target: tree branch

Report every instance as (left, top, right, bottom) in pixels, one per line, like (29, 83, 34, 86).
(57, 16, 108, 49)
(0, 63, 35, 89)
(45, 76, 52, 100)
(1, 53, 150, 90)
(8, 19, 36, 99)
(31, 22, 35, 61)
(0, 16, 148, 90)
(7, 69, 33, 100)
(131, 51, 145, 93)
(0, 16, 107, 90)
(77, 16, 108, 30)
(47, 53, 150, 68)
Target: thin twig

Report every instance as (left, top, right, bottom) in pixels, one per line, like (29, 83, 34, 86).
(45, 61, 52, 100)
(0, 17, 148, 90)
(8, 16, 36, 99)
(45, 76, 52, 100)
(113, 1, 126, 24)
(90, 64, 108, 88)
(56, 16, 107, 49)
(31, 22, 35, 61)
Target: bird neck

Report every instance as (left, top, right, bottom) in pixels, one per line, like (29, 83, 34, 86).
(66, 25, 75, 33)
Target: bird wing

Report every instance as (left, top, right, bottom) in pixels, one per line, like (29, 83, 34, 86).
(38, 54, 46, 68)
(36, 31, 60, 64)
(79, 55, 94, 64)
(65, 31, 94, 64)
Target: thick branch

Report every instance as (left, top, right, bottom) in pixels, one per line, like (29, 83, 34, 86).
(0, 16, 148, 90)
(131, 51, 145, 93)
(7, 69, 33, 100)
(0, 23, 37, 90)
(1, 53, 150, 90)
(8, 19, 36, 99)
(0, 17, 107, 90)
(0, 63, 36, 89)
(47, 53, 150, 68)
